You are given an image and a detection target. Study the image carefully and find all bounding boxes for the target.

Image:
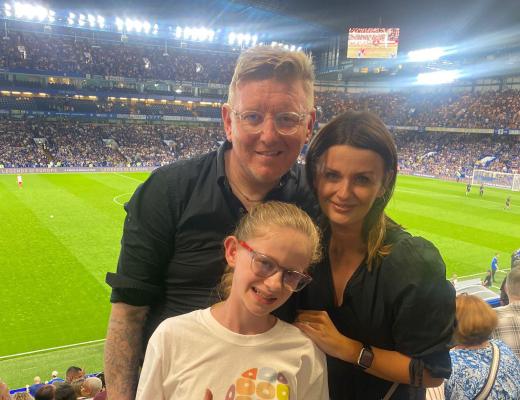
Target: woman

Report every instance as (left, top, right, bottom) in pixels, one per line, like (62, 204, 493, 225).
(445, 294, 520, 399)
(295, 110, 456, 399)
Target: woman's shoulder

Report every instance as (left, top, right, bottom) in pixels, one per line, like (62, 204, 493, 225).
(383, 227, 446, 277)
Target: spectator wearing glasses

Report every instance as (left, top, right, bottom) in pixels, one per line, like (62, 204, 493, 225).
(136, 202, 328, 400)
(105, 45, 317, 400)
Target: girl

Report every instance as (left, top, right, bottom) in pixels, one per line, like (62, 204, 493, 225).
(136, 201, 328, 400)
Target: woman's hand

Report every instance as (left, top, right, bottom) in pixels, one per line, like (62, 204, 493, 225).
(295, 310, 360, 363)
(203, 388, 213, 400)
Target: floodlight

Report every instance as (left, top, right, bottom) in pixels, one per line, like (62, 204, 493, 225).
(34, 6, 48, 21)
(97, 15, 105, 29)
(183, 26, 189, 40)
(4, 3, 12, 17)
(48, 9, 55, 22)
(125, 18, 134, 32)
(290, 45, 296, 51)
(152, 23, 159, 35)
(134, 20, 143, 33)
(175, 26, 182, 39)
(297, 46, 302, 52)
(78, 13, 86, 26)
(228, 32, 236, 45)
(208, 30, 214, 42)
(87, 14, 96, 27)
(115, 17, 124, 31)
(408, 47, 445, 62)
(175, 88, 182, 94)
(143, 21, 151, 34)
(251, 34, 258, 46)
(416, 70, 459, 85)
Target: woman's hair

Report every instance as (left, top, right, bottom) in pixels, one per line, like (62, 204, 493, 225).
(218, 201, 321, 299)
(228, 45, 315, 109)
(305, 110, 398, 270)
(454, 294, 498, 346)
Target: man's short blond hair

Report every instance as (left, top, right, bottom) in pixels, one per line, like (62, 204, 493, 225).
(228, 45, 315, 109)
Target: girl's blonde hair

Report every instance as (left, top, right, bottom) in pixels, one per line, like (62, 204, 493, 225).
(219, 201, 321, 299)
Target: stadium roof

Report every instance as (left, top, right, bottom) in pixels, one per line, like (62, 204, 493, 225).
(43, 0, 520, 52)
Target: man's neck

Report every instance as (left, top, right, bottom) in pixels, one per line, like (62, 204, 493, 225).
(224, 150, 280, 206)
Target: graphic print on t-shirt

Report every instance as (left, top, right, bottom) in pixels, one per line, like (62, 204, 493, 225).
(224, 367, 290, 400)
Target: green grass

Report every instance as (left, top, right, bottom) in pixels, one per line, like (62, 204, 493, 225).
(0, 172, 519, 389)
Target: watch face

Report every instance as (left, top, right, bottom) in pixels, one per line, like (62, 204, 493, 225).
(358, 347, 374, 369)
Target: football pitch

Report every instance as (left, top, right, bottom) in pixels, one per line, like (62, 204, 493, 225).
(1, 172, 519, 388)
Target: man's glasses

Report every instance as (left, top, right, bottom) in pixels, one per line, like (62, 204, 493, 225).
(238, 240, 312, 292)
(230, 108, 308, 136)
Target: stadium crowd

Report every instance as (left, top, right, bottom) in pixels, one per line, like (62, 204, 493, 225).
(1, 119, 518, 178)
(0, 31, 237, 84)
(0, 120, 224, 167)
(315, 90, 520, 129)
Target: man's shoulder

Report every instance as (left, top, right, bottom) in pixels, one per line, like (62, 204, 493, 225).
(495, 302, 520, 316)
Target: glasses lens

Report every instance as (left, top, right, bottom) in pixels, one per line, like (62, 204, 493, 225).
(275, 112, 301, 135)
(240, 111, 264, 132)
(252, 253, 277, 277)
(283, 271, 311, 292)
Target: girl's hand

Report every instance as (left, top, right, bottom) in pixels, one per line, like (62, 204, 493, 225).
(295, 310, 359, 363)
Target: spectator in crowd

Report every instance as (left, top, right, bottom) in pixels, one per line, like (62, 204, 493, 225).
(54, 383, 76, 400)
(444, 294, 520, 399)
(136, 202, 328, 400)
(28, 376, 44, 397)
(0, 381, 10, 400)
(104, 45, 317, 400)
(80, 377, 103, 400)
(12, 392, 32, 400)
(500, 248, 520, 305)
(71, 378, 85, 398)
(295, 111, 455, 399)
(492, 267, 520, 358)
(65, 366, 84, 383)
(49, 370, 64, 384)
(34, 384, 56, 400)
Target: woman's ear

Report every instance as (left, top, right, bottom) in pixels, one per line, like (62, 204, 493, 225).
(224, 236, 238, 269)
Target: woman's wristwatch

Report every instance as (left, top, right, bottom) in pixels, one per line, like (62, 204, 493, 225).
(357, 345, 374, 369)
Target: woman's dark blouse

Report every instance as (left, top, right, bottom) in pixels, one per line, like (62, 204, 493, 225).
(297, 227, 456, 400)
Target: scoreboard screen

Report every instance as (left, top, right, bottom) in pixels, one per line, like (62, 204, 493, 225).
(347, 28, 400, 59)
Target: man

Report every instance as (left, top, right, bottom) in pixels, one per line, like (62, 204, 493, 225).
(492, 267, 520, 358)
(29, 376, 44, 397)
(49, 370, 64, 384)
(104, 45, 317, 400)
(465, 181, 471, 196)
(80, 377, 103, 400)
(491, 252, 499, 283)
(479, 183, 484, 196)
(65, 366, 84, 383)
(500, 249, 520, 306)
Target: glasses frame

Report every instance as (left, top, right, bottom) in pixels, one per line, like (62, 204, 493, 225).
(229, 106, 308, 136)
(237, 240, 312, 292)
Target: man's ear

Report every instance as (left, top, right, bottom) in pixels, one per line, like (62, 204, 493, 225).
(224, 236, 238, 269)
(305, 108, 317, 143)
(222, 103, 233, 142)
